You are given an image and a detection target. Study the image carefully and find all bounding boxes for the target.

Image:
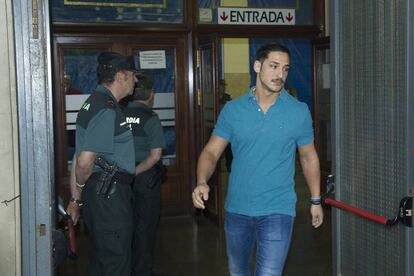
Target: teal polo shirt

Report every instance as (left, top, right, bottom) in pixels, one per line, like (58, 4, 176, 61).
(213, 87, 314, 217)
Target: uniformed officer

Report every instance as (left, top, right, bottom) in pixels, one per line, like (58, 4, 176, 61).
(66, 52, 138, 276)
(123, 75, 166, 276)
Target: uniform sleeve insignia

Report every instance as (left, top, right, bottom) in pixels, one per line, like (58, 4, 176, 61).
(106, 99, 115, 109)
(81, 102, 91, 111)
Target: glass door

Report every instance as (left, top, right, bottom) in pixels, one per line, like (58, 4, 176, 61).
(195, 34, 222, 225)
(313, 37, 331, 184)
(129, 42, 190, 216)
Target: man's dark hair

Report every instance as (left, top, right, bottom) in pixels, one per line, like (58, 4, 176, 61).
(97, 63, 117, 84)
(254, 43, 291, 63)
(132, 74, 154, 101)
(96, 52, 136, 84)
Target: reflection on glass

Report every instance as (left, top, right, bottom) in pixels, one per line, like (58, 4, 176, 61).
(64, 48, 104, 166)
(132, 49, 177, 166)
(317, 49, 331, 166)
(201, 47, 215, 132)
(64, 49, 102, 95)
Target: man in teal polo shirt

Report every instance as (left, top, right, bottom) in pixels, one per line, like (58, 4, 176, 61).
(192, 43, 323, 276)
(66, 52, 137, 275)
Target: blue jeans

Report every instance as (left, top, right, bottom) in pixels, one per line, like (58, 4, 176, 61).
(224, 211, 294, 276)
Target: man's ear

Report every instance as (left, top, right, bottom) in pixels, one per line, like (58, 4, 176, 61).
(113, 71, 122, 83)
(253, 61, 261, 73)
(148, 91, 155, 107)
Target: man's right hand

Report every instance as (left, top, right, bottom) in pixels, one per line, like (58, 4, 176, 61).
(192, 182, 210, 209)
(66, 202, 81, 226)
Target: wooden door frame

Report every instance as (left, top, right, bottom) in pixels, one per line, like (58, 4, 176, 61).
(312, 36, 331, 185)
(52, 33, 192, 216)
(194, 33, 223, 224)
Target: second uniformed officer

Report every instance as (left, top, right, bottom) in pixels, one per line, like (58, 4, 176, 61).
(123, 75, 166, 276)
(66, 52, 137, 275)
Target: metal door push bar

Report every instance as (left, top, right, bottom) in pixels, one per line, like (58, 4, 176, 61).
(323, 175, 412, 227)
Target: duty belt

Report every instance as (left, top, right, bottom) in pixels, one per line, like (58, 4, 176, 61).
(89, 171, 134, 185)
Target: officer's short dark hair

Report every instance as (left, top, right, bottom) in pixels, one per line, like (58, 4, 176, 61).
(255, 43, 291, 64)
(132, 74, 154, 101)
(97, 52, 137, 84)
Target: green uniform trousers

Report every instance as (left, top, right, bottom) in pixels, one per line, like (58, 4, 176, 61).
(131, 168, 162, 276)
(82, 177, 134, 276)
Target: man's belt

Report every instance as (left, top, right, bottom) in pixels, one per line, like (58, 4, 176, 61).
(89, 171, 134, 185)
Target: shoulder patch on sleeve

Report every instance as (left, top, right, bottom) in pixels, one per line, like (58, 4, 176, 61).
(106, 98, 116, 109)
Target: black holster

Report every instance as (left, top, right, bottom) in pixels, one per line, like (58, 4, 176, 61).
(95, 170, 117, 197)
(93, 156, 121, 197)
(138, 161, 167, 189)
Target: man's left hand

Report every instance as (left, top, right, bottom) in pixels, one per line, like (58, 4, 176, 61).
(66, 202, 81, 226)
(310, 204, 323, 228)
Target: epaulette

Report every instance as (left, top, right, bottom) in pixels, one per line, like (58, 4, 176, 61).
(106, 98, 116, 109)
(90, 92, 116, 110)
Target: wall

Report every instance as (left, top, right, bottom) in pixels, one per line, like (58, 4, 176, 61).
(221, 0, 250, 99)
(0, 0, 21, 275)
(222, 38, 250, 99)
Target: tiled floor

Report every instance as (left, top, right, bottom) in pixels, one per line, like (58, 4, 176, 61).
(59, 168, 332, 276)
(151, 171, 332, 276)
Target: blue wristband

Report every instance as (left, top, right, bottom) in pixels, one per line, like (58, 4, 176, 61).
(310, 197, 322, 205)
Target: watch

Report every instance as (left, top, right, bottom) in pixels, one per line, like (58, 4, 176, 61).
(70, 197, 83, 207)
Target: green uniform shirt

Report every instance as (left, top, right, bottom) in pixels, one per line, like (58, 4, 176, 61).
(75, 85, 135, 174)
(123, 102, 166, 163)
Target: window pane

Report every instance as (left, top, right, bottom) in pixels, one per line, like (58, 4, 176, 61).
(132, 49, 177, 166)
(64, 48, 105, 164)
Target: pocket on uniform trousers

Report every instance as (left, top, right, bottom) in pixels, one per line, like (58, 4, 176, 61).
(94, 227, 132, 256)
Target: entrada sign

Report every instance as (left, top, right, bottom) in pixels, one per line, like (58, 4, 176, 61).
(217, 8, 295, 25)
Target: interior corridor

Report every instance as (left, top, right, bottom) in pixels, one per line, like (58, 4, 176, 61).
(59, 166, 332, 276)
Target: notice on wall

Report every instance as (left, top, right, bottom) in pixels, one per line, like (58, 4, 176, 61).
(217, 8, 295, 25)
(199, 8, 213, 23)
(139, 50, 166, 69)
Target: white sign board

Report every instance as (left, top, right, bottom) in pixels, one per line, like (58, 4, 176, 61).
(218, 8, 295, 25)
(139, 50, 166, 69)
(199, 8, 213, 23)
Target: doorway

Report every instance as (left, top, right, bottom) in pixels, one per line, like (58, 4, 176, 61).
(190, 35, 332, 275)
(195, 36, 327, 224)
(53, 34, 192, 216)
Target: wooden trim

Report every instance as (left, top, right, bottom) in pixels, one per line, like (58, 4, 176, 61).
(313, 0, 326, 33)
(53, 23, 191, 35)
(53, 41, 67, 180)
(186, 31, 196, 197)
(52, 25, 321, 39)
(312, 36, 331, 186)
(195, 25, 321, 37)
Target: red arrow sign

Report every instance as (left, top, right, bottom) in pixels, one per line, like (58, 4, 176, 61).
(286, 12, 293, 22)
(220, 11, 229, 21)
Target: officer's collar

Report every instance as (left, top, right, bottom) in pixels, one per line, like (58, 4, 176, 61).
(95, 85, 118, 102)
